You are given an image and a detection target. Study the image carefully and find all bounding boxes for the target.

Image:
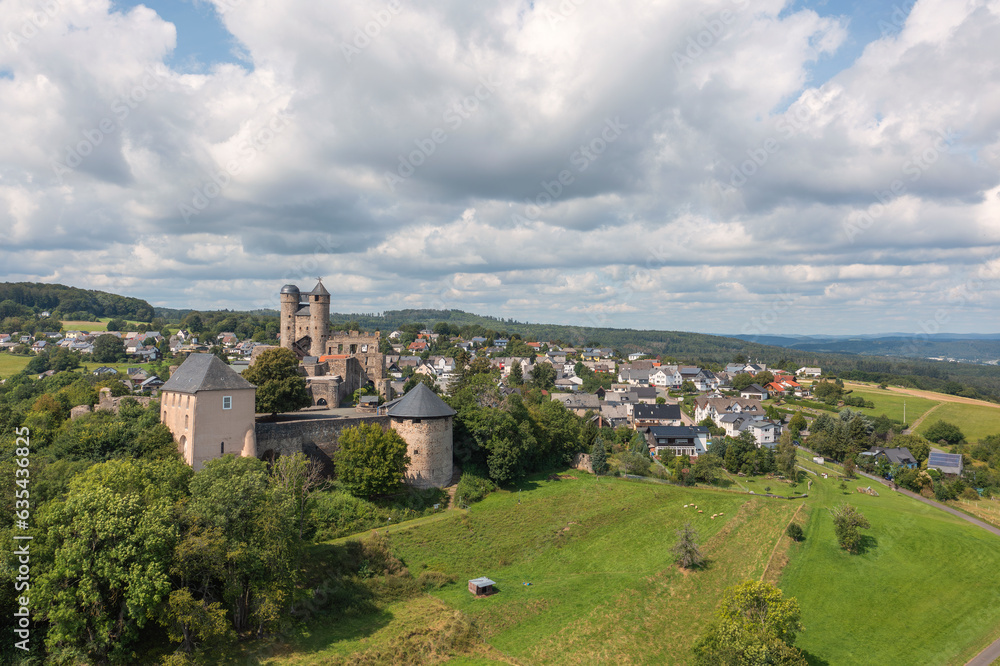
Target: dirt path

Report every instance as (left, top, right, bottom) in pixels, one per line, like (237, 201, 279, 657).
(906, 403, 943, 433)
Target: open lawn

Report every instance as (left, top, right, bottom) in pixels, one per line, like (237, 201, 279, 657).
(915, 401, 1000, 442)
(780, 464, 1000, 665)
(0, 353, 31, 378)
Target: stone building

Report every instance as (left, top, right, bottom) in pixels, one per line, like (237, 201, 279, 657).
(274, 281, 391, 407)
(385, 383, 455, 489)
(160, 353, 257, 469)
(280, 281, 330, 358)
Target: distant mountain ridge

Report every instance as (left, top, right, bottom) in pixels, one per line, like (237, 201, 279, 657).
(727, 333, 1000, 364)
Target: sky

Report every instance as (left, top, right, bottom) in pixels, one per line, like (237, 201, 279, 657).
(1, 0, 999, 337)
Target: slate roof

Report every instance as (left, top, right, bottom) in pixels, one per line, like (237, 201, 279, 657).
(864, 446, 917, 466)
(632, 403, 682, 420)
(310, 279, 330, 296)
(646, 426, 709, 437)
(160, 354, 255, 394)
(386, 383, 456, 419)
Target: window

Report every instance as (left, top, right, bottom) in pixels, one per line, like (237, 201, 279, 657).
(184, 414, 189, 429)
(223, 396, 232, 410)
(413, 449, 420, 456)
(221, 442, 225, 455)
(350, 344, 357, 354)
(413, 418, 421, 424)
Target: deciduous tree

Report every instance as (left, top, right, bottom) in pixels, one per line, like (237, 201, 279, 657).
(334, 422, 410, 497)
(242, 347, 311, 416)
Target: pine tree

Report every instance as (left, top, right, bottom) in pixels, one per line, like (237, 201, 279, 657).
(591, 439, 608, 475)
(671, 522, 704, 569)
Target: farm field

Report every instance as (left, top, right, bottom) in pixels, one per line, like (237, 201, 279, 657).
(780, 462, 1000, 665)
(915, 401, 1000, 442)
(842, 386, 939, 424)
(266, 467, 1000, 665)
(61, 317, 154, 332)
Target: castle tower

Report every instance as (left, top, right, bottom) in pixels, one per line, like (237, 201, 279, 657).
(309, 279, 330, 357)
(279, 284, 300, 350)
(160, 353, 257, 470)
(387, 383, 455, 489)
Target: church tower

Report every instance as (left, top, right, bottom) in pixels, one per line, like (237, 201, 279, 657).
(309, 279, 330, 357)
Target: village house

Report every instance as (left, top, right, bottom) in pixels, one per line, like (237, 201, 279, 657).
(643, 425, 709, 458)
(632, 403, 683, 428)
(796, 367, 822, 377)
(740, 384, 770, 401)
(550, 392, 601, 416)
(694, 395, 765, 425)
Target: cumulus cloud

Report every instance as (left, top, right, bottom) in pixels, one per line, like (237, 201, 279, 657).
(0, 0, 998, 334)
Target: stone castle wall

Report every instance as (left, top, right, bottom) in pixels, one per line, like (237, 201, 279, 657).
(391, 416, 453, 489)
(255, 414, 391, 472)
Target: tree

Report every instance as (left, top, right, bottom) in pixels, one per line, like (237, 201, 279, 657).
(842, 456, 856, 478)
(693, 580, 806, 666)
(508, 361, 524, 386)
(92, 333, 126, 362)
(185, 456, 298, 637)
(530, 361, 557, 390)
(106, 318, 128, 331)
(590, 438, 608, 475)
(242, 347, 311, 416)
(334, 422, 410, 497)
(403, 373, 438, 394)
(755, 370, 775, 386)
(891, 434, 930, 463)
(924, 420, 965, 445)
(831, 503, 870, 554)
(776, 430, 798, 479)
(671, 522, 705, 569)
(681, 380, 697, 393)
(35, 458, 192, 662)
(731, 373, 755, 391)
(786, 523, 804, 541)
(788, 412, 807, 437)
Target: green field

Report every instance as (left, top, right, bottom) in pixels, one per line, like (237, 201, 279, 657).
(781, 463, 1000, 664)
(61, 317, 154, 332)
(915, 401, 1000, 442)
(261, 467, 1000, 665)
(0, 353, 31, 378)
(843, 386, 939, 424)
(272, 475, 798, 664)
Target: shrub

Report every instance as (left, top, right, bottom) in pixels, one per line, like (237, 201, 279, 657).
(961, 487, 981, 501)
(786, 523, 804, 541)
(454, 471, 497, 506)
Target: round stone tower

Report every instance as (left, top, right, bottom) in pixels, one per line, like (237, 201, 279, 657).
(387, 383, 455, 489)
(279, 284, 300, 350)
(309, 279, 330, 357)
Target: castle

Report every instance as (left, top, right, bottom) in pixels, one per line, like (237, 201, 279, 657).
(276, 280, 390, 407)
(158, 284, 454, 488)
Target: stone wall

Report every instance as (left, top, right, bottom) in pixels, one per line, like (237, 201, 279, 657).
(391, 416, 453, 489)
(570, 452, 593, 474)
(255, 414, 390, 472)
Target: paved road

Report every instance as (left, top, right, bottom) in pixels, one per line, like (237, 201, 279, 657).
(856, 471, 1000, 664)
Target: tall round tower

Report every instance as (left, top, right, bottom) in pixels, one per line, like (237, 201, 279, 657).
(279, 285, 300, 350)
(387, 383, 455, 489)
(309, 279, 331, 357)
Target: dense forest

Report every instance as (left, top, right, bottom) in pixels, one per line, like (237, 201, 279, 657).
(0, 282, 154, 321)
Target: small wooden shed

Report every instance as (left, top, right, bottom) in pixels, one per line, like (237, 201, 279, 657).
(468, 577, 496, 597)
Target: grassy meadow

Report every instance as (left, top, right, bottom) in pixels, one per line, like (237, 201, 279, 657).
(258, 465, 1000, 665)
(0, 353, 31, 378)
(842, 385, 939, 424)
(781, 459, 1000, 665)
(915, 401, 1000, 442)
